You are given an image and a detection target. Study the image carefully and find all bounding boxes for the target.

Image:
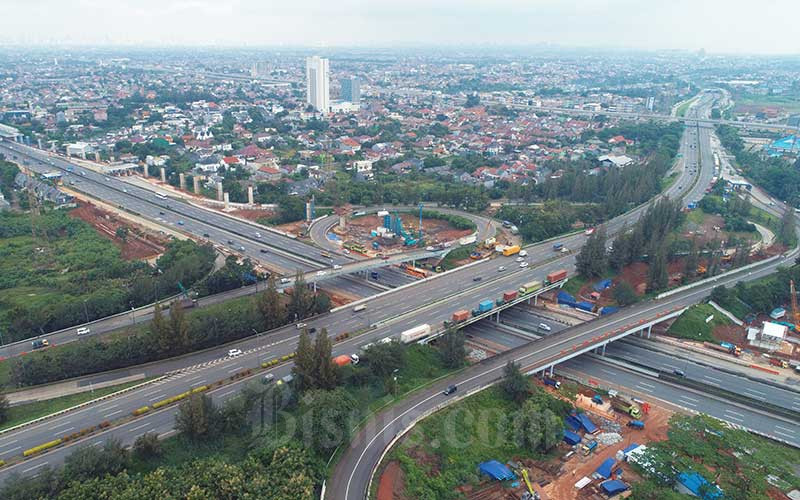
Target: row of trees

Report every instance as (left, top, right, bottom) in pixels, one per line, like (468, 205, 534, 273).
(9, 274, 330, 386)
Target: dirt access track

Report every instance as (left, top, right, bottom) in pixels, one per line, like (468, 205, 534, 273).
(70, 201, 169, 260)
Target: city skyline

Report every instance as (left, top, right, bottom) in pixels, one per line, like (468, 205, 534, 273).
(1, 0, 799, 55)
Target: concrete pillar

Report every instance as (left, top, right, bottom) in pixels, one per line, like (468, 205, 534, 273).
(216, 182, 223, 201)
(179, 173, 186, 191)
(247, 185, 254, 205)
(601, 343, 606, 355)
(193, 176, 200, 194)
(548, 365, 554, 376)
(647, 325, 652, 339)
(160, 167, 166, 183)
(81, 151, 86, 159)
(94, 152, 101, 162)
(339, 216, 347, 230)
(223, 192, 229, 210)
(37, 138, 42, 149)
(142, 164, 148, 177)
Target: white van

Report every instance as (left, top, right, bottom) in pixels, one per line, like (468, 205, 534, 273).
(538, 323, 552, 332)
(77, 327, 91, 336)
(353, 304, 367, 313)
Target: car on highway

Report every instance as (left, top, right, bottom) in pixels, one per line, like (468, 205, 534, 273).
(177, 221, 185, 226)
(76, 327, 91, 336)
(227, 348, 243, 357)
(473, 276, 482, 282)
(296, 322, 307, 329)
(442, 384, 457, 396)
(255, 232, 261, 238)
(518, 250, 528, 257)
(262, 373, 275, 384)
(260, 249, 268, 253)
(280, 277, 291, 284)
(497, 266, 506, 272)
(203, 233, 210, 238)
(31, 339, 50, 349)
(519, 262, 529, 268)
(343, 249, 350, 254)
(538, 323, 551, 332)
(516, 257, 525, 262)
(105, 177, 110, 182)
(333, 264, 342, 270)
(673, 369, 685, 377)
(238, 246, 245, 251)
(316, 270, 327, 277)
(227, 240, 233, 245)
(159, 211, 165, 215)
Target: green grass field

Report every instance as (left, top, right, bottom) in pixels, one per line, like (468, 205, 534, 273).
(0, 377, 155, 432)
(675, 97, 698, 117)
(734, 94, 800, 114)
(666, 303, 731, 342)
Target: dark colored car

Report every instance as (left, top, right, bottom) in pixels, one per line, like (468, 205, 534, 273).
(442, 384, 457, 396)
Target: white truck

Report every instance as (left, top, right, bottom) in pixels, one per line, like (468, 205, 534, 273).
(400, 324, 432, 344)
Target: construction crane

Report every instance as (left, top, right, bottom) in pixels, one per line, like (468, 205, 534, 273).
(791, 280, 800, 327)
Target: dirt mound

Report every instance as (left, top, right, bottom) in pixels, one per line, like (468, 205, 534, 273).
(376, 461, 409, 500)
(69, 202, 167, 260)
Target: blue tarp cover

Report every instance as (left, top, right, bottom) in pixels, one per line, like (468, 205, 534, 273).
(565, 415, 582, 431)
(677, 471, 723, 499)
(478, 460, 516, 481)
(600, 306, 619, 315)
(601, 479, 629, 495)
(563, 430, 582, 445)
(576, 301, 594, 312)
(595, 458, 616, 479)
(557, 290, 576, 304)
(622, 443, 640, 455)
(593, 279, 612, 291)
(577, 413, 598, 433)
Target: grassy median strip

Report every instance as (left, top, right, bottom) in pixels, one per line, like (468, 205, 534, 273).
(0, 378, 156, 433)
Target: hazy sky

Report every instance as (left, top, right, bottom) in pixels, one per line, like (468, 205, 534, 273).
(0, 0, 797, 54)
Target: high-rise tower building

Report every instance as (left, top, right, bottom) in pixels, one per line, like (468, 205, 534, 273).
(340, 76, 360, 104)
(306, 56, 330, 113)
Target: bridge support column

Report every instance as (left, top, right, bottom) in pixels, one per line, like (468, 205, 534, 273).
(193, 176, 200, 194)
(160, 167, 166, 183)
(179, 173, 186, 191)
(647, 325, 652, 339)
(548, 365, 554, 376)
(601, 343, 606, 355)
(495, 311, 500, 323)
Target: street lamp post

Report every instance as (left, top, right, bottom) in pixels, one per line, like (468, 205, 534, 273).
(82, 299, 89, 323)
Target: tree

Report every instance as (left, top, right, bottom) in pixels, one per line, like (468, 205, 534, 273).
(288, 270, 313, 321)
(132, 432, 162, 460)
(149, 303, 170, 353)
(779, 209, 796, 246)
(0, 391, 8, 425)
(500, 361, 529, 403)
(539, 408, 563, 451)
(512, 400, 543, 452)
(465, 93, 480, 108)
(115, 226, 129, 242)
(439, 329, 466, 369)
(576, 226, 607, 278)
(298, 389, 358, 455)
(168, 300, 190, 352)
(362, 341, 406, 379)
(175, 393, 218, 440)
(312, 329, 337, 390)
(256, 275, 285, 330)
(647, 247, 669, 292)
(62, 438, 130, 484)
(292, 328, 315, 392)
(612, 281, 638, 306)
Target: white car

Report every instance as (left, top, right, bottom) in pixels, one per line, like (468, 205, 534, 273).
(343, 249, 351, 254)
(519, 250, 528, 257)
(76, 327, 91, 336)
(538, 323, 552, 332)
(280, 277, 291, 284)
(333, 264, 342, 270)
(316, 270, 327, 277)
(519, 262, 529, 268)
(296, 322, 307, 329)
(516, 257, 525, 262)
(255, 232, 262, 238)
(497, 266, 506, 272)
(227, 348, 243, 357)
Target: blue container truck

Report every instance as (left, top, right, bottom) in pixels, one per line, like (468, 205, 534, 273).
(478, 300, 494, 313)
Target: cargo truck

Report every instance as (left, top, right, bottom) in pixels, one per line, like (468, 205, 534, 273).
(553, 243, 563, 251)
(543, 377, 561, 388)
(452, 310, 470, 323)
(519, 280, 542, 295)
(332, 354, 360, 367)
(545, 269, 568, 284)
(769, 357, 789, 369)
(476, 299, 494, 314)
(610, 395, 641, 418)
(627, 420, 645, 429)
(581, 440, 598, 456)
(503, 245, 521, 257)
(703, 341, 742, 357)
(166, 298, 197, 310)
(400, 324, 432, 343)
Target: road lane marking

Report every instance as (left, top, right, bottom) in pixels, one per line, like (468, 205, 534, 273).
(725, 409, 744, 417)
(129, 422, 151, 433)
(775, 425, 796, 434)
(51, 421, 75, 430)
(637, 381, 655, 388)
(600, 368, 617, 376)
(774, 430, 796, 439)
(703, 375, 722, 383)
(104, 410, 122, 417)
(22, 462, 48, 473)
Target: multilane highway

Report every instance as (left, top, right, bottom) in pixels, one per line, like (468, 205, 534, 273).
(0, 96, 717, 481)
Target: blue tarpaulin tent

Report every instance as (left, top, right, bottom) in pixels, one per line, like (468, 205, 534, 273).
(565, 415, 582, 431)
(576, 413, 598, 433)
(599, 306, 619, 315)
(576, 301, 595, 312)
(478, 460, 516, 481)
(593, 279, 612, 291)
(557, 290, 577, 306)
(563, 430, 582, 445)
(595, 458, 616, 479)
(677, 471, 723, 499)
(622, 443, 640, 455)
(601, 479, 629, 495)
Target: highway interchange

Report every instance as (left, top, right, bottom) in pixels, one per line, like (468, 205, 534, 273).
(0, 93, 708, 479)
(1, 91, 796, 491)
